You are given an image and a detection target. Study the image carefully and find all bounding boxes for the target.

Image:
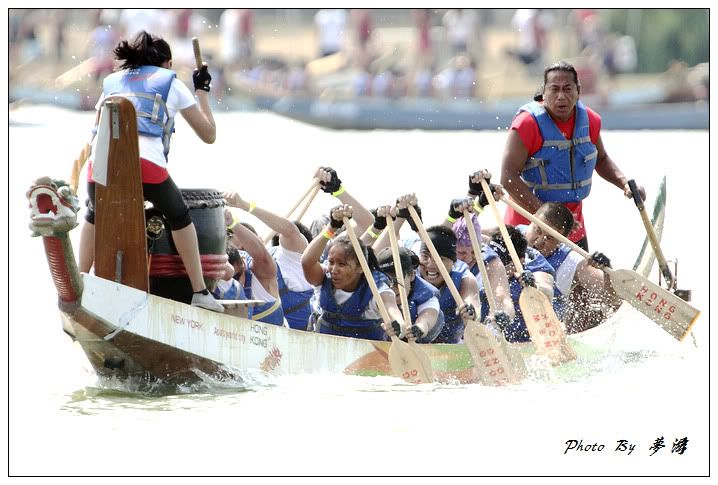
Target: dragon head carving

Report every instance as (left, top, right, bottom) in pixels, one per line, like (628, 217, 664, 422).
(27, 176, 81, 237)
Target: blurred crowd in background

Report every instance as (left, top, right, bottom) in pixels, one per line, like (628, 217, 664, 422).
(8, 8, 709, 104)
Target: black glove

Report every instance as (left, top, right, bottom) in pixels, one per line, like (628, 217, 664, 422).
(468, 173, 489, 197)
(370, 208, 393, 230)
(319, 167, 342, 194)
(590, 251, 612, 268)
(408, 324, 425, 341)
(448, 198, 468, 220)
(396, 202, 422, 232)
(390, 320, 402, 338)
(192, 65, 212, 92)
(470, 182, 499, 209)
(459, 303, 476, 319)
(520, 270, 536, 288)
(493, 311, 511, 331)
(329, 206, 345, 229)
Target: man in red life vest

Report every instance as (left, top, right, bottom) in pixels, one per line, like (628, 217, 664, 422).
(499, 61, 645, 251)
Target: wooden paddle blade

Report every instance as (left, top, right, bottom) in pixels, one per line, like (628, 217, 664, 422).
(519, 287, 576, 365)
(609, 269, 700, 341)
(463, 320, 520, 385)
(485, 316, 528, 381)
(94, 97, 148, 292)
(389, 337, 432, 384)
(407, 341, 434, 383)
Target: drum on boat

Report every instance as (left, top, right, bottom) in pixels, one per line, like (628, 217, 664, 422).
(148, 188, 228, 304)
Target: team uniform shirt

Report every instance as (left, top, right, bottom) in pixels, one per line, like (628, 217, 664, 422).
(312, 265, 393, 322)
(516, 224, 582, 296)
(504, 104, 602, 242)
(268, 245, 313, 293)
(88, 77, 196, 183)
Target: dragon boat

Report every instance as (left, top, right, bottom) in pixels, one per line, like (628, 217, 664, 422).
(29, 97, 671, 387)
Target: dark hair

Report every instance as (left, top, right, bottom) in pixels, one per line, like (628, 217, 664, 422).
(533, 61, 581, 102)
(422, 225, 458, 262)
(226, 243, 241, 265)
(114, 31, 172, 69)
(489, 225, 527, 263)
(271, 221, 314, 247)
(536, 202, 574, 237)
(376, 246, 420, 276)
(329, 234, 380, 272)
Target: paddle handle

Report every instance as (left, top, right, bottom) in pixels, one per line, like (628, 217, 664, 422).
(463, 210, 497, 314)
(342, 217, 393, 326)
(628, 179, 674, 287)
(407, 205, 463, 305)
(480, 179, 525, 273)
(262, 178, 319, 244)
(501, 195, 590, 259)
(192, 37, 203, 69)
(386, 216, 413, 331)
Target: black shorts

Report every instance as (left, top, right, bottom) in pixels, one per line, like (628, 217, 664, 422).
(85, 176, 192, 230)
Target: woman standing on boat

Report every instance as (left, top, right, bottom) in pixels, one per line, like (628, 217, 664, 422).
(78, 31, 223, 312)
(499, 61, 646, 251)
(301, 205, 405, 341)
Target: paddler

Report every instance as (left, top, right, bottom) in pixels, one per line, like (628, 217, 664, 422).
(301, 205, 405, 340)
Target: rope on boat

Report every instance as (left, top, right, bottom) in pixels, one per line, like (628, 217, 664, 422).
(149, 254, 228, 279)
(104, 294, 149, 341)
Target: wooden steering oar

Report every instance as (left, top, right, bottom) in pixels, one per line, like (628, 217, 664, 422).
(263, 179, 320, 244)
(480, 179, 576, 365)
(69, 142, 91, 195)
(462, 210, 527, 380)
(385, 215, 434, 382)
(501, 194, 700, 342)
(407, 205, 519, 385)
(342, 217, 432, 384)
(192, 37, 203, 69)
(627, 179, 675, 290)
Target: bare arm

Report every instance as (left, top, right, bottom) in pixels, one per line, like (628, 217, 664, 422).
(459, 274, 481, 309)
(301, 224, 332, 286)
(414, 306, 439, 336)
(486, 257, 515, 319)
(380, 290, 406, 329)
(228, 223, 277, 287)
(500, 129, 542, 213)
(534, 271, 555, 299)
(180, 90, 216, 144)
(224, 192, 307, 253)
(335, 188, 373, 234)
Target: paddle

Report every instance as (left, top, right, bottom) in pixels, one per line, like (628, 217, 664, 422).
(342, 216, 432, 384)
(407, 205, 519, 385)
(69, 143, 91, 195)
(385, 215, 434, 381)
(501, 194, 701, 342)
(192, 37, 203, 69)
(627, 179, 675, 290)
(262, 178, 320, 244)
(462, 210, 528, 379)
(480, 179, 576, 365)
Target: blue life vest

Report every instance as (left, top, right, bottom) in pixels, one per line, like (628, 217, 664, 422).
(433, 261, 470, 344)
(276, 263, 313, 330)
(243, 266, 285, 327)
(407, 275, 444, 344)
(318, 271, 389, 341)
(545, 244, 573, 319)
(102, 65, 176, 156)
(518, 100, 598, 202)
(500, 247, 557, 343)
